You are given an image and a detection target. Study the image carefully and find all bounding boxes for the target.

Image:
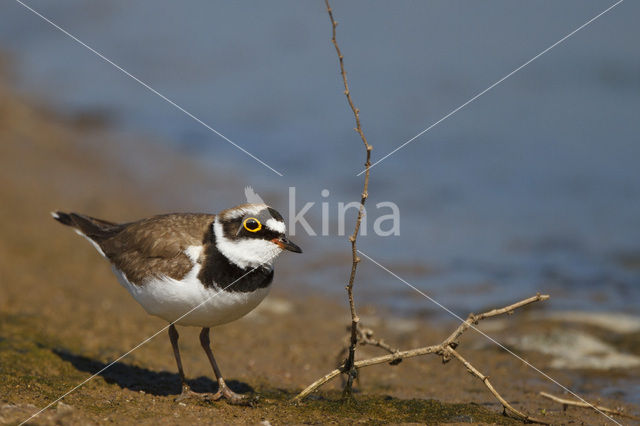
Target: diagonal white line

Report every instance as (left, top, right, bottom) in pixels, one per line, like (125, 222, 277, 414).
(19, 266, 261, 425)
(357, 249, 622, 425)
(357, 0, 624, 176)
(14, 0, 284, 177)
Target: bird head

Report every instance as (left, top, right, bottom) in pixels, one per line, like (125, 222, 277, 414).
(214, 203, 302, 269)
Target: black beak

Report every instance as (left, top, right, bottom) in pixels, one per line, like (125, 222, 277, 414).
(278, 236, 302, 253)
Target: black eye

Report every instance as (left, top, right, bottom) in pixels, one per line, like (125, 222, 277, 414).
(243, 217, 262, 232)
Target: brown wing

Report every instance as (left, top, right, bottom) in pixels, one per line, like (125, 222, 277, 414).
(99, 213, 215, 285)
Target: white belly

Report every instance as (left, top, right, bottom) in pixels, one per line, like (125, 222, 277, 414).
(112, 264, 270, 327)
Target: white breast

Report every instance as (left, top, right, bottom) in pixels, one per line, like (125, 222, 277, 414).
(112, 246, 271, 327)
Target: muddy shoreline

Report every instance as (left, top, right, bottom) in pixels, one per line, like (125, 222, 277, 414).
(1, 64, 639, 424)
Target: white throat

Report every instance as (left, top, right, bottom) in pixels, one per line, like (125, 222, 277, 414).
(213, 218, 282, 269)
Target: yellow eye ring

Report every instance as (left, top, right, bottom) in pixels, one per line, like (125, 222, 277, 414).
(243, 217, 262, 232)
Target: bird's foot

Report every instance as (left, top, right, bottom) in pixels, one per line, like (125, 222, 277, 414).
(175, 384, 211, 403)
(211, 383, 256, 406)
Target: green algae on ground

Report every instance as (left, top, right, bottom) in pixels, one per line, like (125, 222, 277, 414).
(0, 314, 85, 404)
(284, 392, 519, 425)
(1, 314, 519, 424)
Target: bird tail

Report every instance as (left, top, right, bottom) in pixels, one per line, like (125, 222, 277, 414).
(51, 211, 122, 241)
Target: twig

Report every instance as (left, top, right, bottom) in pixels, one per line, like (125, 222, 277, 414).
(324, 0, 373, 399)
(358, 327, 401, 363)
(443, 293, 549, 348)
(449, 348, 546, 424)
(334, 326, 402, 382)
(295, 294, 546, 398)
(297, 345, 440, 402)
(540, 392, 640, 421)
(313, 2, 632, 424)
(294, 294, 550, 424)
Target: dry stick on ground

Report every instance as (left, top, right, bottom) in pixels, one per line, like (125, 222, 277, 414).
(334, 326, 402, 386)
(540, 392, 640, 421)
(336, 326, 401, 364)
(304, 3, 632, 424)
(295, 294, 550, 424)
(357, 326, 402, 362)
(317, 2, 548, 421)
(323, 0, 373, 399)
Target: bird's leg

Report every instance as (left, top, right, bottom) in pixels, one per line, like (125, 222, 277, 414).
(169, 324, 203, 401)
(199, 327, 247, 405)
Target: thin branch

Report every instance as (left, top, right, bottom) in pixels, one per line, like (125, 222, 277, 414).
(312, 2, 631, 424)
(335, 326, 401, 381)
(295, 293, 550, 424)
(295, 345, 440, 402)
(443, 293, 550, 348)
(358, 327, 401, 363)
(295, 294, 546, 400)
(324, 0, 373, 399)
(449, 348, 547, 424)
(540, 392, 640, 421)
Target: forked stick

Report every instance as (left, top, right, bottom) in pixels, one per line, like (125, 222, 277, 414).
(313, 2, 635, 424)
(295, 294, 550, 424)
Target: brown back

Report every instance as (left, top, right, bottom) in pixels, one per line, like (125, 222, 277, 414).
(97, 213, 215, 285)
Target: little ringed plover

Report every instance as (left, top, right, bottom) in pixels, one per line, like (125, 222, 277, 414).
(52, 203, 301, 404)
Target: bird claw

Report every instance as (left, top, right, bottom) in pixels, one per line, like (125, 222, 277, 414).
(174, 383, 256, 406)
(175, 385, 212, 402)
(211, 384, 256, 406)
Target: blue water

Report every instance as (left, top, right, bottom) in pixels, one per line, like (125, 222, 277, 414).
(2, 0, 639, 316)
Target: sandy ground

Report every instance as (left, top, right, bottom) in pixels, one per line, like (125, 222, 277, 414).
(0, 63, 639, 425)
